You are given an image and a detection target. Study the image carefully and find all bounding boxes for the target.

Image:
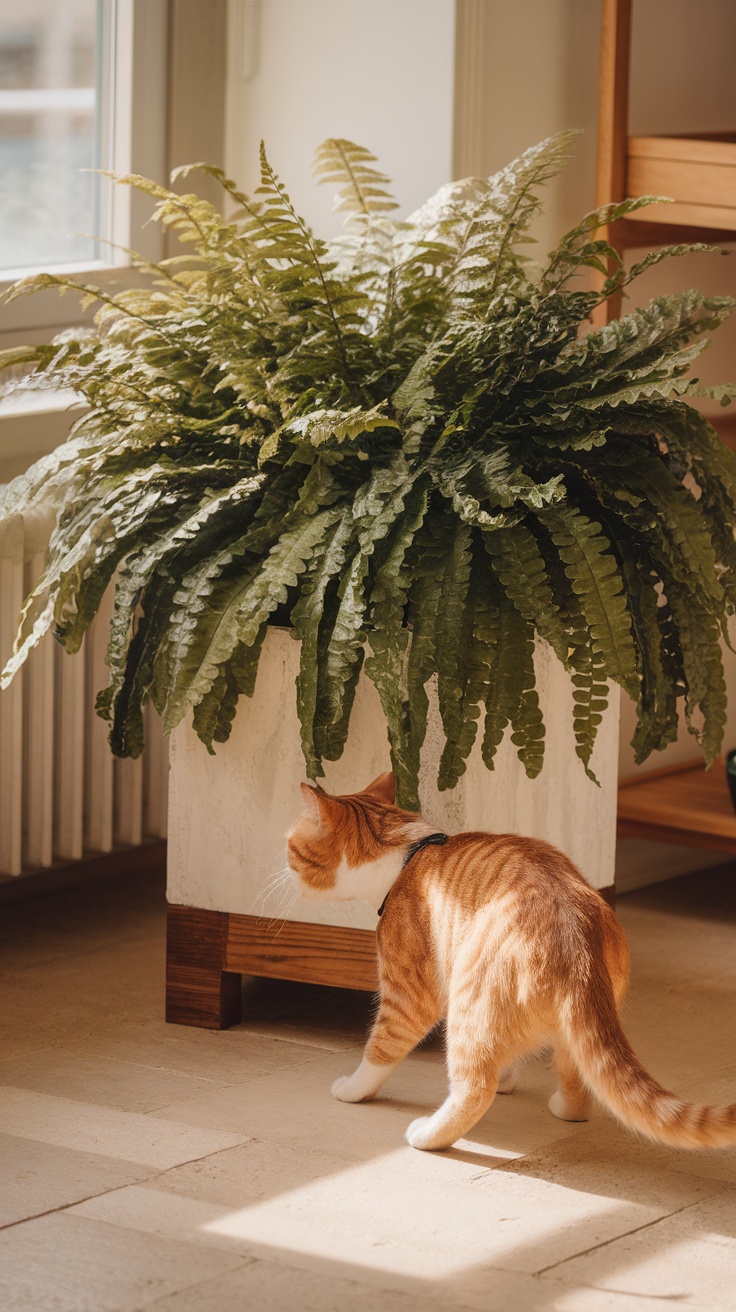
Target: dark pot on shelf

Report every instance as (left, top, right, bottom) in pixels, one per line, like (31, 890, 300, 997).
(726, 751, 736, 813)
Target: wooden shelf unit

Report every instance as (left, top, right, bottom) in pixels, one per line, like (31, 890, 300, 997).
(618, 759, 736, 855)
(597, 2, 736, 862)
(625, 133, 736, 232)
(597, 0, 736, 318)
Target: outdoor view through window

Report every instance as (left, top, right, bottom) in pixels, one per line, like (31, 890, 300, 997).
(0, 0, 100, 273)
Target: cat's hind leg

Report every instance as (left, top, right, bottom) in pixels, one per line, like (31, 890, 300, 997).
(406, 968, 513, 1150)
(406, 1074, 499, 1150)
(497, 1064, 518, 1094)
(548, 1039, 590, 1122)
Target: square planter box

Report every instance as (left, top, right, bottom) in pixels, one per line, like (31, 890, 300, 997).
(166, 628, 620, 1028)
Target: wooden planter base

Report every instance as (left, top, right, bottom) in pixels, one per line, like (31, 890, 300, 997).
(166, 903, 379, 1029)
(166, 887, 614, 1029)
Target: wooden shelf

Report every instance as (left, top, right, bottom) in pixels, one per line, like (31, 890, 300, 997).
(618, 758, 736, 854)
(596, 2, 736, 319)
(626, 133, 736, 235)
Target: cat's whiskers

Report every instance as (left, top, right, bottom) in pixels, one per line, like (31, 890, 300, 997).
(252, 861, 294, 914)
(254, 865, 299, 928)
(258, 867, 292, 898)
(271, 874, 299, 917)
(269, 887, 298, 935)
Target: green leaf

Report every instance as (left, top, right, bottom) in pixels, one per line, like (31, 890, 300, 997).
(436, 551, 502, 789)
(313, 138, 398, 217)
(481, 598, 544, 777)
(668, 587, 727, 765)
(483, 521, 570, 664)
(364, 483, 430, 808)
(291, 513, 355, 778)
(543, 505, 639, 700)
(163, 506, 340, 731)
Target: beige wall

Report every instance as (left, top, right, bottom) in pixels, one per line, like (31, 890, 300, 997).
(225, 0, 455, 230)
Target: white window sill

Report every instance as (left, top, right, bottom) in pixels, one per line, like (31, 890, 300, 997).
(0, 391, 85, 484)
(0, 389, 81, 418)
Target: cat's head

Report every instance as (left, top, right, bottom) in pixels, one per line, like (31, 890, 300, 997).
(286, 772, 432, 900)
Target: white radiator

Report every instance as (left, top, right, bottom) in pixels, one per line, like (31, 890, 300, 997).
(0, 510, 168, 877)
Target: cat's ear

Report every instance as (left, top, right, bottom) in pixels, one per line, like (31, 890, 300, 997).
(300, 782, 337, 825)
(362, 771, 396, 804)
(300, 783, 322, 822)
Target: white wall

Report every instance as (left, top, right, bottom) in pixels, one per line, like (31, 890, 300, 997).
(225, 0, 455, 231)
(458, 0, 601, 253)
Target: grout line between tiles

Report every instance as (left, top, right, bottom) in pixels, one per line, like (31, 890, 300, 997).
(0, 1186, 142, 1234)
(535, 1187, 733, 1278)
(0, 1134, 266, 1235)
(142, 1257, 260, 1309)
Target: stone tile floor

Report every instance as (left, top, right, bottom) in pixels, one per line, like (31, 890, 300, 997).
(1, 864, 735, 1310)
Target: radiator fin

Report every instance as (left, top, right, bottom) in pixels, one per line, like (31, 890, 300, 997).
(0, 527, 168, 877)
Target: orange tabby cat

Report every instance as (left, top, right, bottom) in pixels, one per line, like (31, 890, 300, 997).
(286, 771, 736, 1152)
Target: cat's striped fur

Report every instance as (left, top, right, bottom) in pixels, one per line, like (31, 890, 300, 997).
(286, 772, 736, 1152)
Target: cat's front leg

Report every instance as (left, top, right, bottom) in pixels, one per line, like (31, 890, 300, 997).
(332, 1057, 398, 1103)
(332, 986, 439, 1105)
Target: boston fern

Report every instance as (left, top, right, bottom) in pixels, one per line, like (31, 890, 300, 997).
(2, 132, 736, 808)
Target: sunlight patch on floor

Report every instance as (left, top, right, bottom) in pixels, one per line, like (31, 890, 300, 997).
(199, 1145, 639, 1281)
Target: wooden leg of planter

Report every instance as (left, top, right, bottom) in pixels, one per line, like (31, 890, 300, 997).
(166, 904, 242, 1029)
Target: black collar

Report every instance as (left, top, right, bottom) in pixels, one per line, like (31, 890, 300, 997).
(377, 832, 448, 917)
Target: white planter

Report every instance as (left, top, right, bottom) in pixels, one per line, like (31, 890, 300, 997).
(167, 626, 620, 931)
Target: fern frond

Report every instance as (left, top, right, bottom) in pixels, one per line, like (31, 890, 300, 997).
(543, 505, 639, 699)
(483, 521, 570, 664)
(163, 505, 338, 735)
(481, 598, 544, 776)
(364, 484, 430, 808)
(313, 138, 398, 217)
(2, 133, 734, 790)
(668, 587, 727, 765)
(436, 549, 499, 789)
(401, 131, 578, 310)
(291, 514, 354, 778)
(541, 195, 671, 293)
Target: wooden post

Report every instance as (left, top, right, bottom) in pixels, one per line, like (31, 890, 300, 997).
(166, 904, 242, 1029)
(596, 0, 632, 211)
(593, 0, 633, 324)
(165, 902, 378, 1030)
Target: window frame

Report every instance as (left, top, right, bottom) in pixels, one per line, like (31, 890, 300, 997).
(0, 0, 168, 344)
(0, 0, 226, 474)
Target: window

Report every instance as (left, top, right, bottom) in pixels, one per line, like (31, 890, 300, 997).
(0, 0, 226, 478)
(0, 0, 169, 343)
(0, 0, 101, 274)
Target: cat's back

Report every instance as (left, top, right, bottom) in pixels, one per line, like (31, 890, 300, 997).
(382, 829, 627, 998)
(391, 828, 616, 937)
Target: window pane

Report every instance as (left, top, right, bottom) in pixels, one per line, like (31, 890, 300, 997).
(0, 0, 102, 273)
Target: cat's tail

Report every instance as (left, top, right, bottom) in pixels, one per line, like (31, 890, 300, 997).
(560, 967, 736, 1149)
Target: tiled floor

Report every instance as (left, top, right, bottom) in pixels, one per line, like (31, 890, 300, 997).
(1, 865, 735, 1311)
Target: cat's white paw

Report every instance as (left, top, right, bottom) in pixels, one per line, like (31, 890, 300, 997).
(548, 1090, 588, 1122)
(405, 1116, 453, 1151)
(497, 1066, 517, 1094)
(331, 1075, 366, 1103)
